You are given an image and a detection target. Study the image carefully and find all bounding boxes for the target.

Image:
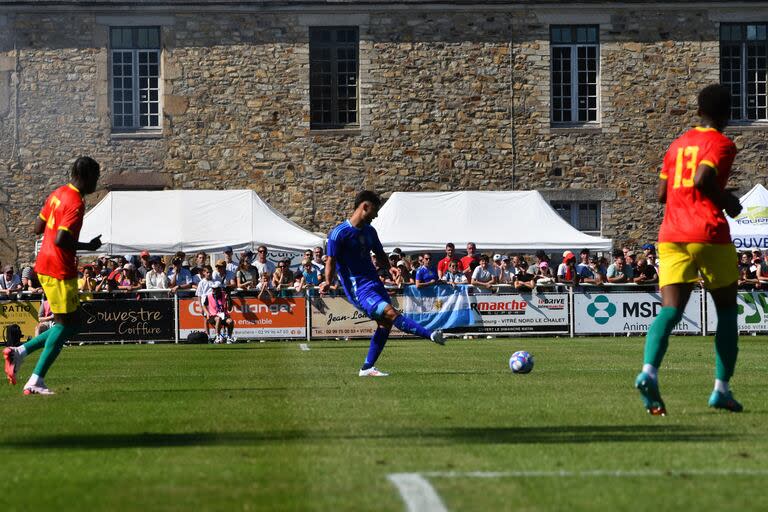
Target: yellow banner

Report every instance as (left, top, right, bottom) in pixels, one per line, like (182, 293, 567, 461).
(0, 301, 41, 341)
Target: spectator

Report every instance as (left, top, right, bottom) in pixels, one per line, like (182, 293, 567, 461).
(437, 243, 464, 279)
(471, 254, 497, 293)
(646, 252, 659, 273)
(206, 282, 235, 343)
(460, 242, 480, 279)
(213, 259, 236, 289)
(20, 265, 43, 293)
(191, 251, 208, 275)
(256, 272, 276, 300)
(35, 296, 55, 337)
(557, 251, 580, 285)
(195, 265, 217, 340)
(146, 258, 169, 290)
(586, 255, 606, 285)
(536, 260, 555, 285)
(443, 260, 468, 286)
(311, 246, 325, 276)
(415, 253, 439, 288)
(576, 250, 600, 285)
(491, 254, 504, 280)
(272, 259, 294, 297)
(497, 256, 515, 284)
(78, 264, 101, 299)
(117, 263, 142, 291)
(514, 259, 537, 291)
(372, 253, 394, 285)
(641, 243, 656, 257)
(606, 250, 632, 283)
(254, 245, 276, 278)
(633, 256, 659, 285)
(236, 255, 258, 290)
(509, 255, 522, 276)
(738, 262, 760, 290)
(137, 250, 152, 285)
(299, 259, 321, 293)
(222, 246, 238, 273)
(397, 259, 414, 286)
(625, 251, 638, 276)
(758, 252, 768, 283)
(0, 265, 23, 295)
(167, 256, 194, 293)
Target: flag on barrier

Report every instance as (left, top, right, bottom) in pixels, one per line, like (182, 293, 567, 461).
(402, 284, 474, 330)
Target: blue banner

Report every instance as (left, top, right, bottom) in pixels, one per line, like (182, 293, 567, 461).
(402, 284, 474, 330)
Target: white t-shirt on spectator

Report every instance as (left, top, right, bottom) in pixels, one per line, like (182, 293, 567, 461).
(0, 274, 22, 290)
(145, 270, 169, 289)
(225, 261, 238, 273)
(254, 260, 276, 277)
(443, 271, 467, 284)
(311, 260, 324, 275)
(472, 266, 494, 283)
(497, 269, 515, 284)
(213, 270, 236, 287)
(196, 278, 215, 298)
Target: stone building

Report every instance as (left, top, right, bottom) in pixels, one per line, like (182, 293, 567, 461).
(1, 0, 767, 264)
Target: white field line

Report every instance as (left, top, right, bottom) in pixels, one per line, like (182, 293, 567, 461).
(388, 473, 448, 512)
(299, 343, 310, 351)
(389, 469, 768, 512)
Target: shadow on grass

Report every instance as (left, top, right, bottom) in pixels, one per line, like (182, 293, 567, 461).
(4, 425, 738, 450)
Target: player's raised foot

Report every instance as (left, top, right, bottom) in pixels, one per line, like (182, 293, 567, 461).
(3, 347, 19, 385)
(708, 390, 743, 412)
(359, 367, 389, 377)
(430, 330, 445, 346)
(635, 372, 667, 416)
(23, 384, 55, 396)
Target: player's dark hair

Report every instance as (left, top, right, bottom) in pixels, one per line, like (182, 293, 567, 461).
(698, 84, 731, 122)
(71, 156, 100, 180)
(354, 190, 382, 209)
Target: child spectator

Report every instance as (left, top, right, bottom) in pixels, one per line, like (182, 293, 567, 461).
(256, 272, 275, 300)
(299, 259, 320, 293)
(167, 256, 194, 293)
(443, 260, 468, 286)
(78, 264, 100, 300)
(471, 254, 496, 293)
(146, 258, 169, 290)
(213, 259, 236, 289)
(557, 251, 580, 285)
(205, 281, 235, 344)
(35, 296, 55, 337)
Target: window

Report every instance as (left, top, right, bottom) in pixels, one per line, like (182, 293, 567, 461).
(110, 27, 161, 130)
(721, 23, 768, 121)
(309, 27, 359, 129)
(550, 25, 599, 124)
(551, 201, 601, 233)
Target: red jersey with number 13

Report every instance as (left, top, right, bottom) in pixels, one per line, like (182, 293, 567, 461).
(657, 127, 737, 244)
(35, 184, 85, 280)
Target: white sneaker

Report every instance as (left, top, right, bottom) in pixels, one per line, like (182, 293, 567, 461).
(430, 330, 445, 346)
(214, 335, 223, 344)
(359, 367, 389, 377)
(23, 384, 55, 395)
(229, 335, 238, 344)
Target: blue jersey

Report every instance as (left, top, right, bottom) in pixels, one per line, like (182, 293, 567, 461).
(327, 220, 391, 318)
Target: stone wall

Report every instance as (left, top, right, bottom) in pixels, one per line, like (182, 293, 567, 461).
(1, 5, 767, 266)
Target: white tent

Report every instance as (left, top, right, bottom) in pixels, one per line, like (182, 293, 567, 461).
(78, 189, 324, 255)
(371, 191, 613, 252)
(728, 183, 768, 251)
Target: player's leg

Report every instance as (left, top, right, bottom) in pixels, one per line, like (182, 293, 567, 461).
(23, 276, 80, 395)
(4, 328, 53, 385)
(697, 243, 742, 412)
(359, 317, 392, 377)
(380, 305, 445, 345)
(636, 242, 695, 415)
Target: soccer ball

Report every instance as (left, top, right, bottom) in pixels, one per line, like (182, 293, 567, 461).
(509, 351, 534, 374)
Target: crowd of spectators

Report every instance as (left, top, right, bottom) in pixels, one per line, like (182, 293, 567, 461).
(1, 243, 767, 302)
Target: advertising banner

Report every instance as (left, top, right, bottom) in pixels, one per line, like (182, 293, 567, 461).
(464, 292, 569, 333)
(310, 295, 406, 338)
(0, 301, 41, 341)
(574, 290, 702, 334)
(179, 296, 306, 339)
(705, 291, 768, 333)
(73, 299, 176, 342)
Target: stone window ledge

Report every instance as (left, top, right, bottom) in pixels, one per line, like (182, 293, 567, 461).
(308, 128, 362, 137)
(725, 122, 768, 133)
(110, 131, 164, 140)
(550, 124, 602, 134)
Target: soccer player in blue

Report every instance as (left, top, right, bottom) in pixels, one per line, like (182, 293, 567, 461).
(318, 190, 445, 376)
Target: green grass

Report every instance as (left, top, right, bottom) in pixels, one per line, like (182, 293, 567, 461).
(1, 336, 767, 511)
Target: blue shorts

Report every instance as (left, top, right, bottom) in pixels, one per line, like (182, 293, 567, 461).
(348, 281, 392, 320)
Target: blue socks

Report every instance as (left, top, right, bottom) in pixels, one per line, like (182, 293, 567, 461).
(362, 326, 390, 370)
(393, 314, 433, 340)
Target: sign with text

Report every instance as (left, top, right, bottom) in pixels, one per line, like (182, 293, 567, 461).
(0, 301, 40, 341)
(179, 296, 306, 339)
(574, 291, 702, 334)
(73, 299, 176, 342)
(310, 295, 406, 338)
(705, 291, 768, 333)
(463, 292, 569, 333)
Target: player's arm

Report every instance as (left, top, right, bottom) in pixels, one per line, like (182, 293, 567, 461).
(694, 164, 742, 218)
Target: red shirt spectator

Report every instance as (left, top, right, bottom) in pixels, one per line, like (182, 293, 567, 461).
(437, 242, 465, 278)
(460, 242, 480, 277)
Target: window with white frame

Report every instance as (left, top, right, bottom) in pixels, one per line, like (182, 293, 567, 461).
(551, 201, 601, 233)
(720, 23, 768, 121)
(550, 25, 599, 124)
(309, 26, 359, 129)
(110, 27, 161, 130)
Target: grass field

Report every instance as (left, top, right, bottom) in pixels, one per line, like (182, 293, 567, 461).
(1, 335, 767, 511)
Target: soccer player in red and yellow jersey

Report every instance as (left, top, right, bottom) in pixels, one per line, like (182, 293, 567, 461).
(635, 85, 744, 415)
(3, 157, 102, 395)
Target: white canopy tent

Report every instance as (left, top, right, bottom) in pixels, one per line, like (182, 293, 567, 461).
(728, 183, 768, 251)
(78, 189, 324, 255)
(371, 191, 613, 252)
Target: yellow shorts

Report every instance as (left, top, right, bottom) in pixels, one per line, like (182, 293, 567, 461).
(39, 274, 80, 314)
(658, 242, 738, 290)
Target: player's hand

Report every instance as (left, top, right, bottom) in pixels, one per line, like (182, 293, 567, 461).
(88, 234, 102, 251)
(723, 192, 743, 218)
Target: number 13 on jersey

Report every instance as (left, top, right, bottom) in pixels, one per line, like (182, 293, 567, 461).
(673, 146, 699, 189)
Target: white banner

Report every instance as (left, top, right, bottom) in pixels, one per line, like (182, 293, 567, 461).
(574, 290, 702, 334)
(465, 292, 569, 333)
(705, 290, 768, 333)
